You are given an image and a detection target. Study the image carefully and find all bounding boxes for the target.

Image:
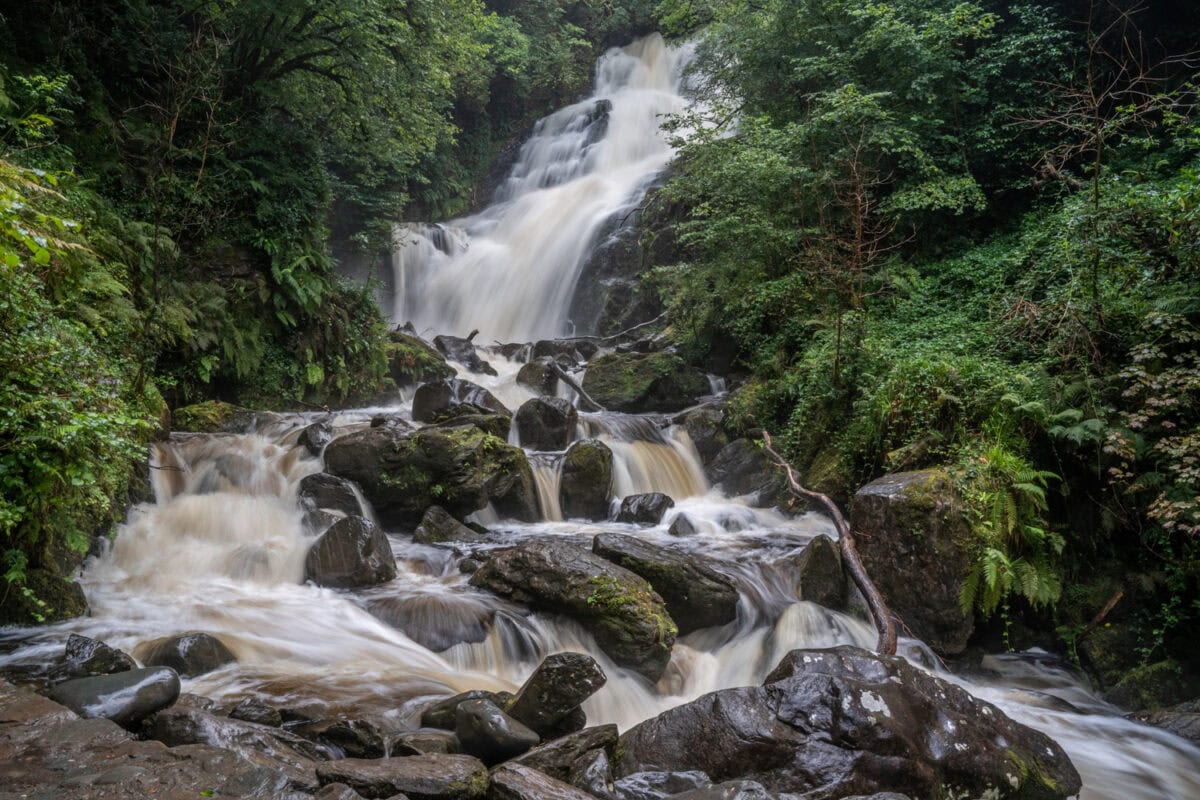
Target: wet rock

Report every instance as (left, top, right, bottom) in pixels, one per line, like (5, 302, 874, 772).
(413, 505, 480, 545)
(230, 697, 284, 727)
(454, 699, 539, 765)
(388, 332, 457, 388)
(706, 439, 788, 506)
(429, 413, 511, 440)
(141, 632, 237, 677)
(512, 724, 618, 780)
(291, 718, 386, 759)
(367, 594, 494, 652)
(507, 652, 607, 737)
(1104, 659, 1200, 711)
(671, 403, 729, 466)
(559, 439, 613, 520)
(581, 352, 708, 413)
(515, 396, 578, 451)
(614, 770, 712, 800)
(667, 514, 698, 537)
(490, 762, 597, 800)
(593, 534, 739, 635)
(306, 508, 341, 536)
(305, 516, 398, 589)
(63, 633, 136, 677)
(390, 729, 461, 755)
(672, 780, 773, 800)
(316, 753, 489, 799)
(421, 690, 513, 731)
(299, 420, 335, 455)
(516, 359, 559, 395)
(789, 534, 847, 609)
(300, 473, 366, 517)
(434, 334, 499, 377)
(413, 379, 510, 423)
(616, 492, 675, 525)
(469, 541, 676, 681)
(1128, 700, 1200, 743)
(47, 666, 180, 727)
(568, 747, 615, 797)
(316, 783, 371, 800)
(325, 425, 537, 527)
(849, 470, 974, 655)
(616, 645, 1082, 800)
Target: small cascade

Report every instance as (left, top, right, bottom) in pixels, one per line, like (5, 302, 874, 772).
(529, 454, 564, 522)
(583, 413, 708, 499)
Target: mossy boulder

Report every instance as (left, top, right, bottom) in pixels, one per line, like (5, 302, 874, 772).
(469, 541, 677, 680)
(515, 396, 578, 451)
(559, 439, 613, 520)
(581, 352, 708, 413)
(324, 425, 537, 527)
(849, 470, 975, 656)
(171, 400, 238, 433)
(0, 568, 88, 626)
(385, 333, 456, 388)
(1104, 659, 1200, 711)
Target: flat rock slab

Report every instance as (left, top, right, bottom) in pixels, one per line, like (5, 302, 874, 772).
(488, 763, 597, 800)
(48, 666, 180, 726)
(317, 754, 488, 800)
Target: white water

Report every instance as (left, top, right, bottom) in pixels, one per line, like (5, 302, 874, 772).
(3, 33, 1199, 800)
(391, 34, 693, 342)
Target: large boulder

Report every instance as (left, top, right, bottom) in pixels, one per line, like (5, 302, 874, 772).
(434, 334, 498, 377)
(63, 633, 136, 677)
(615, 492, 675, 525)
(849, 470, 974, 655)
(516, 359, 559, 395)
(316, 754, 489, 799)
(454, 698, 539, 765)
(469, 541, 676, 681)
(592, 534, 739, 635)
(515, 397, 578, 451)
(671, 403, 730, 466)
(413, 379, 509, 423)
(706, 439, 788, 506)
(412, 505, 482, 545)
(305, 515, 398, 589)
(789, 534, 847, 609)
(507, 652, 607, 738)
(141, 632, 237, 677)
(299, 472, 366, 517)
(581, 352, 708, 413)
(387, 332, 457, 388)
(616, 646, 1081, 800)
(559, 439, 613, 520)
(298, 420, 335, 455)
(47, 666, 180, 726)
(325, 425, 537, 527)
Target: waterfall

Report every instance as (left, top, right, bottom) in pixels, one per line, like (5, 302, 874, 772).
(390, 34, 694, 342)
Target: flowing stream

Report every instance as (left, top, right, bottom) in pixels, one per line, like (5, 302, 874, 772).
(2, 34, 1198, 800)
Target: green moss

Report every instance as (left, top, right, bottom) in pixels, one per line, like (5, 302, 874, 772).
(172, 401, 239, 433)
(385, 335, 454, 387)
(586, 574, 678, 648)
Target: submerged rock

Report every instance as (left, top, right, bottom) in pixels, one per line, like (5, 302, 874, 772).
(325, 425, 537, 527)
(616, 492, 675, 525)
(667, 513, 698, 537)
(592, 534, 739, 635)
(454, 698, 539, 765)
(616, 645, 1082, 800)
(316, 753, 489, 799)
(559, 439, 613, 520)
(581, 352, 708, 413)
(305, 515, 397, 589)
(849, 470, 974, 655)
(141, 632, 237, 677)
(63, 633, 136, 677)
(506, 652, 607, 738)
(48, 666, 180, 727)
(469, 541, 676, 681)
(515, 396, 578, 451)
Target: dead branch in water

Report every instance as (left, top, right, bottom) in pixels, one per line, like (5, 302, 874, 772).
(559, 313, 667, 344)
(549, 363, 607, 412)
(762, 431, 898, 655)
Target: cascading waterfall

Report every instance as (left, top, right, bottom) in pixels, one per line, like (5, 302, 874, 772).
(1, 34, 1198, 800)
(390, 34, 694, 342)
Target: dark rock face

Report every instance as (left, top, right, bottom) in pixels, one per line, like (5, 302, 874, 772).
(489, 762, 597, 800)
(673, 780, 773, 800)
(672, 403, 729, 466)
(706, 439, 788, 506)
(581, 352, 708, 413)
(390, 728, 461, 755)
(516, 360, 559, 395)
(434, 334, 498, 377)
(48, 666, 180, 727)
(512, 724, 618, 781)
(559, 439, 613, 520)
(0, 567, 88, 625)
(421, 690, 512, 731)
(387, 332, 457, 388)
(290, 718, 386, 759)
(790, 534, 847, 609)
(300, 473, 366, 517)
(454, 698, 539, 765)
(592, 534, 739, 635)
(668, 514, 698, 537)
(849, 470, 974, 655)
(366, 593, 494, 652)
(413, 378, 509, 423)
(142, 632, 237, 677)
(1128, 700, 1200, 742)
(299, 420, 335, 455)
(305, 516, 397, 589)
(615, 770, 712, 799)
(412, 505, 482, 545)
(325, 425, 536, 527)
(507, 652, 607, 738)
(469, 541, 676, 681)
(316, 753, 489, 799)
(1103, 659, 1200, 711)
(515, 396, 578, 451)
(64, 634, 136, 677)
(616, 493, 675, 525)
(230, 697, 283, 727)
(616, 646, 1082, 800)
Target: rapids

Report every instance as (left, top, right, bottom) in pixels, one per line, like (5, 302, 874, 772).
(2, 34, 1198, 800)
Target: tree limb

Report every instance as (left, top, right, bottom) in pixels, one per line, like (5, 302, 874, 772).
(549, 363, 606, 412)
(762, 431, 898, 655)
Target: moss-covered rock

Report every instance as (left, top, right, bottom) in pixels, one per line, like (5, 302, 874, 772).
(849, 469, 975, 655)
(385, 333, 456, 388)
(0, 568, 88, 625)
(324, 425, 536, 527)
(1104, 659, 1200, 712)
(171, 400, 239, 433)
(582, 352, 708, 413)
(559, 439, 613, 520)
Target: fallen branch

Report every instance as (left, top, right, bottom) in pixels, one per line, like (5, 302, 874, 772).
(762, 431, 898, 655)
(1078, 589, 1124, 643)
(559, 313, 667, 345)
(550, 363, 606, 412)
